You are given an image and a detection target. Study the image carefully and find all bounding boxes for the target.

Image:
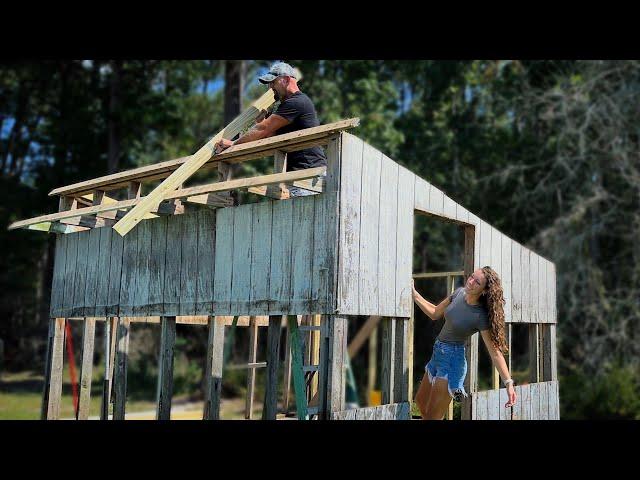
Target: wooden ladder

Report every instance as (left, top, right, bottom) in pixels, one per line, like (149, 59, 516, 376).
(286, 315, 321, 420)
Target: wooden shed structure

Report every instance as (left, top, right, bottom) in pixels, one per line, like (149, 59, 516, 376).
(11, 117, 559, 421)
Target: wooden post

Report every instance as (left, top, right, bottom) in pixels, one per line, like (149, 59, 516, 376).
(204, 316, 225, 420)
(462, 226, 477, 420)
(393, 318, 409, 403)
(108, 317, 118, 405)
(262, 315, 282, 420)
(529, 324, 540, 383)
(44, 318, 65, 420)
(41, 318, 55, 420)
(380, 317, 395, 404)
(310, 314, 321, 398)
(100, 317, 115, 420)
(281, 320, 292, 414)
(407, 307, 414, 409)
(288, 315, 309, 420)
(77, 318, 96, 420)
(156, 316, 176, 420)
(507, 324, 512, 372)
(541, 324, 557, 382)
(245, 316, 258, 419)
(318, 315, 348, 419)
(367, 325, 378, 405)
(112, 318, 130, 420)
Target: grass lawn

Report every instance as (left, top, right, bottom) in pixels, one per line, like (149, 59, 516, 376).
(0, 370, 262, 420)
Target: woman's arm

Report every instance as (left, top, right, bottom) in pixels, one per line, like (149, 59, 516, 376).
(480, 330, 517, 407)
(412, 281, 450, 321)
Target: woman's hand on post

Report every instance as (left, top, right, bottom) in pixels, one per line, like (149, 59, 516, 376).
(505, 384, 517, 407)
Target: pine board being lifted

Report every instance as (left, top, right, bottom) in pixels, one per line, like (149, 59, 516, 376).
(113, 89, 276, 237)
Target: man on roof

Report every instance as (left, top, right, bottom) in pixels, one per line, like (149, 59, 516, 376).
(214, 61, 327, 197)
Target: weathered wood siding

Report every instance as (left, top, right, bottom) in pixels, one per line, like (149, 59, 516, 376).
(50, 132, 556, 328)
(50, 193, 339, 318)
(336, 133, 414, 317)
(331, 402, 411, 420)
(472, 381, 560, 420)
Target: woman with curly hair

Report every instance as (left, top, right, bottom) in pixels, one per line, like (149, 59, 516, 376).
(412, 266, 517, 420)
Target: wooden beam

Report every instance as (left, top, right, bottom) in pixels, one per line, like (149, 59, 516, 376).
(9, 167, 325, 231)
(380, 318, 395, 404)
(203, 316, 225, 420)
(413, 271, 465, 279)
(262, 315, 282, 420)
(77, 318, 96, 420)
(156, 316, 176, 420)
(44, 318, 65, 420)
(288, 315, 309, 420)
(113, 90, 277, 236)
(112, 318, 130, 420)
(245, 317, 258, 420)
(48, 118, 357, 198)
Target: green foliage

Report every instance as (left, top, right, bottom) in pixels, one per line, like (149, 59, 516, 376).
(560, 363, 640, 419)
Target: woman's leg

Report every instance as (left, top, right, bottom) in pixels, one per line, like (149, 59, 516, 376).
(414, 373, 433, 418)
(423, 378, 453, 420)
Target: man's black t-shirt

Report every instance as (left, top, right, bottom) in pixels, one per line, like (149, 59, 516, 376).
(273, 91, 327, 171)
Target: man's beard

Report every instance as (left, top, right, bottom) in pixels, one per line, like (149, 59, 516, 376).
(272, 88, 280, 101)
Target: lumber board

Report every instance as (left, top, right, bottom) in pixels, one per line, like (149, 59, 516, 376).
(395, 166, 415, 317)
(378, 157, 398, 317)
(268, 199, 293, 315)
(147, 217, 168, 316)
(179, 213, 198, 316)
(358, 142, 382, 315)
(195, 210, 216, 315)
(249, 202, 272, 315)
(48, 118, 356, 198)
(290, 196, 315, 313)
(337, 133, 363, 314)
(212, 207, 234, 314)
(113, 90, 276, 236)
(10, 167, 325, 232)
(230, 204, 253, 314)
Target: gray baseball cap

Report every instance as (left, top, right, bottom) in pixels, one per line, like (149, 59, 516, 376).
(258, 62, 298, 84)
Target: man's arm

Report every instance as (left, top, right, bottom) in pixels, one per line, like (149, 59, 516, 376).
(215, 114, 290, 152)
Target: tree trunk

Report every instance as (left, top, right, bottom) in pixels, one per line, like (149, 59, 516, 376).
(223, 60, 245, 184)
(107, 60, 123, 174)
(224, 60, 244, 126)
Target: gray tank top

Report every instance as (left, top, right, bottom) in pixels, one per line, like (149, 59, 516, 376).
(437, 287, 490, 344)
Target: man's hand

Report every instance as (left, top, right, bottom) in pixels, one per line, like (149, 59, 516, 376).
(214, 138, 234, 154)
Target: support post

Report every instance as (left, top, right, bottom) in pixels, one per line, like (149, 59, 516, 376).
(541, 324, 557, 382)
(318, 315, 348, 419)
(281, 320, 292, 414)
(529, 324, 540, 383)
(100, 317, 114, 420)
(367, 325, 378, 405)
(393, 318, 409, 403)
(77, 318, 96, 420)
(112, 318, 130, 420)
(288, 315, 309, 420)
(262, 315, 282, 420)
(203, 316, 225, 420)
(461, 225, 477, 420)
(380, 317, 395, 405)
(310, 314, 321, 398)
(245, 316, 258, 419)
(44, 318, 65, 420)
(156, 316, 176, 420)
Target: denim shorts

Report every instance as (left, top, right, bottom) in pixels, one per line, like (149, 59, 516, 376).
(425, 339, 468, 401)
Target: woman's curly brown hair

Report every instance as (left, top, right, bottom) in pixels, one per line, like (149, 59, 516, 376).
(479, 266, 508, 354)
